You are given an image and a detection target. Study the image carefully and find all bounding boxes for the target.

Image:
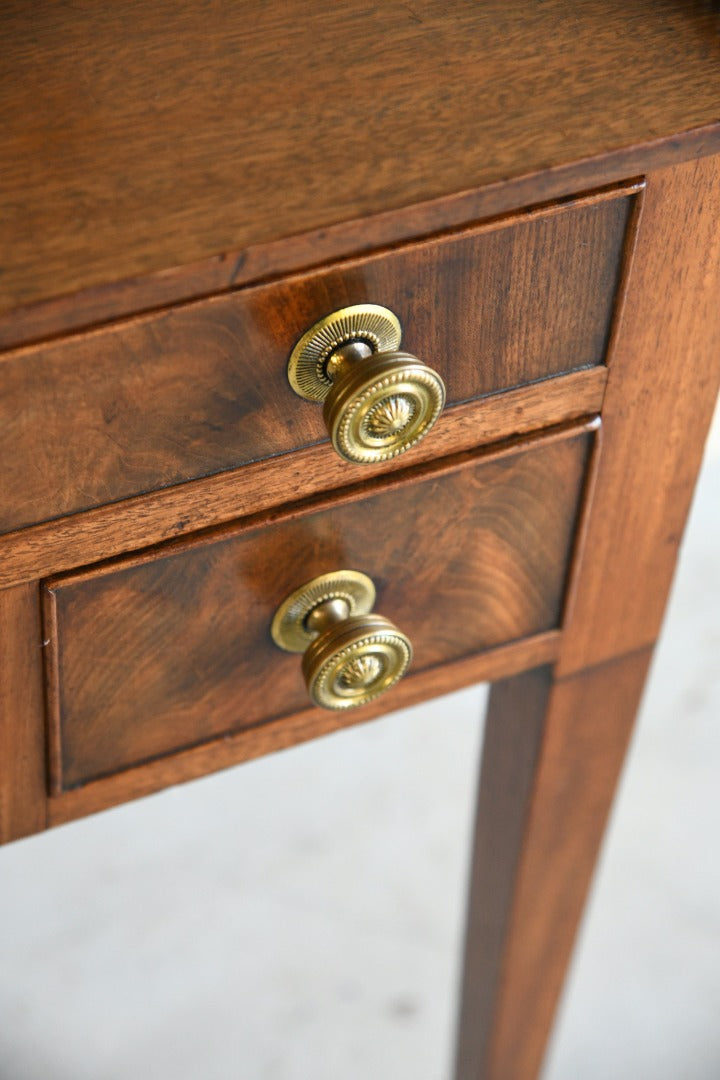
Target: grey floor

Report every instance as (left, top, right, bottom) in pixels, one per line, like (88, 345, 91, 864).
(0, 403, 718, 1080)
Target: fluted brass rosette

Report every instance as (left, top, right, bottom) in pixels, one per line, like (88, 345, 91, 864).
(287, 304, 445, 464)
(271, 570, 412, 710)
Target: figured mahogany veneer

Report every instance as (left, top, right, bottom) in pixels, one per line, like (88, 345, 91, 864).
(0, 187, 632, 536)
(0, 367, 607, 590)
(44, 425, 592, 792)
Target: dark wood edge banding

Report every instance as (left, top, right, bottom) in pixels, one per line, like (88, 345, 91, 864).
(0, 178, 647, 354)
(46, 629, 561, 825)
(0, 371, 606, 588)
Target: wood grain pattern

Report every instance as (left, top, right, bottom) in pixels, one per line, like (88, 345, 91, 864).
(454, 666, 552, 1080)
(0, 191, 630, 536)
(44, 430, 592, 790)
(0, 584, 47, 843)
(0, 368, 606, 589)
(455, 649, 653, 1080)
(0, 12, 716, 1076)
(1, 1, 718, 324)
(5, 160, 713, 355)
(454, 154, 720, 1080)
(47, 630, 561, 827)
(559, 155, 720, 673)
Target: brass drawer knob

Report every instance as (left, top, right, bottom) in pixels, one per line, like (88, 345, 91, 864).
(287, 304, 445, 464)
(271, 570, 412, 710)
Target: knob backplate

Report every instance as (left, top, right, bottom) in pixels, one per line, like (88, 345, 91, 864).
(288, 304, 401, 401)
(271, 570, 376, 653)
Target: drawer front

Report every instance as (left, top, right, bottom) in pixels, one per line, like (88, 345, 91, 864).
(4, 188, 632, 535)
(44, 428, 592, 791)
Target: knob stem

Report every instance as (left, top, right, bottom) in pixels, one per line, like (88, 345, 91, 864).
(304, 596, 351, 636)
(325, 340, 374, 383)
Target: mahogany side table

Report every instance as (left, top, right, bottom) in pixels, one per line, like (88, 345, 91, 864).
(1, 4, 719, 1077)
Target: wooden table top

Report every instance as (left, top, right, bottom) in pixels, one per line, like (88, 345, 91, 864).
(2, 0, 720, 320)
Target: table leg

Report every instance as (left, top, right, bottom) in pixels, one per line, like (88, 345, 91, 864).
(455, 151, 720, 1080)
(454, 651, 651, 1080)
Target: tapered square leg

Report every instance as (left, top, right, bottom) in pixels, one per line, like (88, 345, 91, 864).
(454, 652, 651, 1080)
(453, 152, 720, 1080)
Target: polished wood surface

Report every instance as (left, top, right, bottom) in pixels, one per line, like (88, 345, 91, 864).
(45, 429, 592, 790)
(48, 631, 561, 828)
(455, 650, 653, 1080)
(0, 151, 709, 355)
(454, 156, 720, 1080)
(560, 155, 720, 673)
(1, 1, 718, 326)
(0, 369, 606, 590)
(0, 584, 47, 843)
(1, 7, 719, 1071)
(0, 190, 630, 536)
(454, 666, 553, 1079)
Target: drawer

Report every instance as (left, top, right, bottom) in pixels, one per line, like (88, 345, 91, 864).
(4, 187, 632, 535)
(43, 426, 593, 792)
